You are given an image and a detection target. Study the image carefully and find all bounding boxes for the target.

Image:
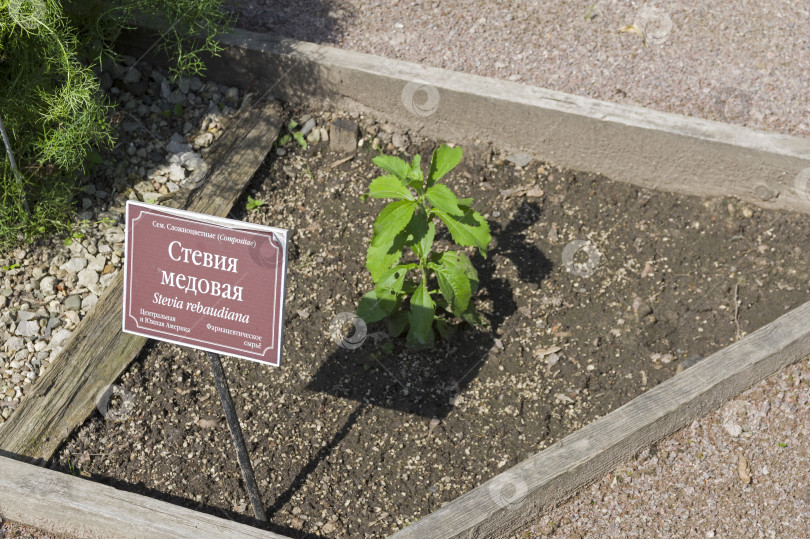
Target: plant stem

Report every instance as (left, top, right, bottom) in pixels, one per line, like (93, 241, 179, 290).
(0, 113, 29, 214)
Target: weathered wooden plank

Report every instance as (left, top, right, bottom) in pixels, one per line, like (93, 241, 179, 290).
(0, 455, 287, 539)
(0, 99, 283, 461)
(119, 26, 810, 215)
(391, 300, 810, 538)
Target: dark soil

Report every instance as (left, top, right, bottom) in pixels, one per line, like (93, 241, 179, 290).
(53, 105, 810, 538)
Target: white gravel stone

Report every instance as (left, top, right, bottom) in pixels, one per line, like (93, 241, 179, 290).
(4, 336, 25, 353)
(64, 295, 82, 311)
(15, 320, 40, 338)
(123, 66, 141, 84)
(77, 268, 100, 288)
(193, 132, 214, 148)
(506, 153, 532, 167)
(50, 328, 72, 348)
(169, 163, 186, 181)
(87, 254, 106, 273)
(81, 294, 99, 311)
(224, 87, 240, 104)
(39, 275, 57, 296)
(166, 133, 192, 154)
(17, 310, 37, 322)
(104, 228, 125, 244)
(301, 118, 317, 136)
(61, 257, 88, 274)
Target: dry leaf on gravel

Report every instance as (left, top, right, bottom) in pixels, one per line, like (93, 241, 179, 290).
(737, 453, 752, 484)
(499, 185, 544, 198)
(619, 24, 646, 43)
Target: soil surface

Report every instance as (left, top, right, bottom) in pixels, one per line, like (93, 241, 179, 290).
(54, 105, 810, 537)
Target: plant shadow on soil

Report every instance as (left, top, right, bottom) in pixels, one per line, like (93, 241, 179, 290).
(305, 201, 553, 420)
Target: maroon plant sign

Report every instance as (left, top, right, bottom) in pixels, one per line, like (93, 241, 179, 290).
(123, 201, 289, 366)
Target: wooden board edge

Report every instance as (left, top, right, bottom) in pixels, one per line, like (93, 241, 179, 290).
(0, 99, 284, 460)
(391, 300, 810, 538)
(117, 25, 810, 215)
(0, 455, 292, 539)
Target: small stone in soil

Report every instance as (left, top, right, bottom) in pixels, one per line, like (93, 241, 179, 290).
(329, 119, 358, 153)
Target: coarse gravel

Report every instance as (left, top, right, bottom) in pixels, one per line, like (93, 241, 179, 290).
(225, 0, 810, 137)
(0, 518, 70, 539)
(0, 57, 242, 428)
(525, 354, 810, 539)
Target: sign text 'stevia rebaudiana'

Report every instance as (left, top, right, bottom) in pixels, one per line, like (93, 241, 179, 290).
(122, 201, 289, 366)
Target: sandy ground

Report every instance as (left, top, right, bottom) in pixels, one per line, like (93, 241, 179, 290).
(525, 355, 810, 538)
(226, 0, 810, 137)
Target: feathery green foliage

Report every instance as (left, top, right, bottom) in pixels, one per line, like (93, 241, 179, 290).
(0, 0, 230, 252)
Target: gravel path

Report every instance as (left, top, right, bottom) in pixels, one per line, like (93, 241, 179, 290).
(526, 355, 810, 538)
(0, 517, 68, 538)
(0, 59, 242, 426)
(225, 0, 810, 137)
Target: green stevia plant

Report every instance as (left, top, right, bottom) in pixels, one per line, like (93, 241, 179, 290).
(357, 144, 491, 346)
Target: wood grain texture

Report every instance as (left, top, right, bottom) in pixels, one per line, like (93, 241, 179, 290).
(0, 99, 282, 462)
(0, 455, 288, 538)
(119, 25, 810, 215)
(391, 300, 810, 539)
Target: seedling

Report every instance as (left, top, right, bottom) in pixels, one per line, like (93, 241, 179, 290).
(277, 120, 308, 150)
(245, 195, 265, 211)
(357, 145, 491, 346)
(64, 230, 84, 246)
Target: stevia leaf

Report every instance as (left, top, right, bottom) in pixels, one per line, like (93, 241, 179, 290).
(426, 183, 464, 216)
(429, 257, 472, 315)
(375, 264, 415, 312)
(407, 281, 435, 347)
(434, 208, 491, 256)
(357, 289, 390, 323)
(367, 175, 414, 200)
(403, 209, 434, 259)
(373, 154, 411, 182)
(386, 309, 410, 337)
(428, 144, 463, 186)
(366, 229, 407, 281)
(372, 200, 416, 245)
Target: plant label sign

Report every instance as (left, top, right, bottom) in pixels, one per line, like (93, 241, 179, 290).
(123, 201, 289, 366)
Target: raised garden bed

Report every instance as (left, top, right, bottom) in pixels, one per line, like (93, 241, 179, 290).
(3, 27, 810, 539)
(46, 102, 810, 537)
